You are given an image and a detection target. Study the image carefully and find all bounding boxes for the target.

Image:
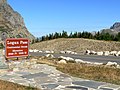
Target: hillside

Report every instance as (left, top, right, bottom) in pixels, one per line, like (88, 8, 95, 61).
(30, 38, 120, 52)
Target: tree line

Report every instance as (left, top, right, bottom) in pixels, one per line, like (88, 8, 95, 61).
(32, 30, 120, 43)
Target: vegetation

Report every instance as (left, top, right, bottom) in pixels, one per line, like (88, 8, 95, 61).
(36, 58, 120, 85)
(33, 30, 120, 44)
(0, 80, 40, 90)
(0, 43, 4, 49)
(57, 63, 120, 85)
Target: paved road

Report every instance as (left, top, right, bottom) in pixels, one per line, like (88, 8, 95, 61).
(30, 52, 120, 64)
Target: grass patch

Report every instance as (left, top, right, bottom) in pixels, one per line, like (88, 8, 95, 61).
(37, 58, 120, 85)
(57, 63, 120, 85)
(0, 80, 40, 90)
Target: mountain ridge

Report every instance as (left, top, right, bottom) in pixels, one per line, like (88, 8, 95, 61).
(101, 22, 120, 34)
(0, 0, 35, 41)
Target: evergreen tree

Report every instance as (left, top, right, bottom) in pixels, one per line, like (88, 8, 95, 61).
(62, 30, 68, 38)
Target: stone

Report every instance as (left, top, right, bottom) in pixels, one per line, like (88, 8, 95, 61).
(66, 86, 88, 90)
(45, 51, 51, 53)
(90, 50, 97, 55)
(58, 60, 67, 64)
(96, 51, 104, 55)
(60, 51, 66, 54)
(33, 49, 39, 52)
(85, 50, 91, 55)
(106, 61, 118, 66)
(66, 51, 72, 54)
(0, 53, 8, 69)
(29, 49, 34, 52)
(41, 84, 59, 89)
(39, 50, 43, 53)
(93, 62, 103, 65)
(104, 51, 110, 56)
(99, 84, 120, 90)
(21, 72, 48, 79)
(110, 51, 117, 55)
(45, 54, 54, 58)
(75, 59, 84, 63)
(59, 56, 74, 61)
(72, 81, 105, 89)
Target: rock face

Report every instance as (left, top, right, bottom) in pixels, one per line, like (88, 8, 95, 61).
(0, 0, 35, 41)
(101, 22, 120, 35)
(110, 22, 120, 32)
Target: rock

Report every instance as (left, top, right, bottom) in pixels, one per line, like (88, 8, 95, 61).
(96, 51, 103, 56)
(74, 52, 77, 55)
(66, 51, 72, 54)
(65, 57, 74, 61)
(33, 49, 39, 52)
(85, 61, 93, 64)
(114, 53, 119, 57)
(110, 22, 120, 29)
(58, 60, 67, 64)
(93, 62, 103, 65)
(45, 54, 54, 58)
(59, 56, 74, 61)
(85, 50, 91, 55)
(50, 51, 54, 53)
(0, 0, 35, 41)
(115, 51, 120, 56)
(45, 51, 51, 53)
(71, 52, 77, 55)
(75, 59, 84, 63)
(116, 65, 120, 68)
(60, 51, 65, 54)
(103, 51, 110, 56)
(90, 51, 97, 55)
(110, 51, 117, 55)
(117, 51, 120, 54)
(39, 50, 43, 53)
(106, 61, 118, 66)
(29, 49, 34, 52)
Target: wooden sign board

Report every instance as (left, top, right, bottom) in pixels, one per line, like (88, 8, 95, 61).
(5, 38, 29, 58)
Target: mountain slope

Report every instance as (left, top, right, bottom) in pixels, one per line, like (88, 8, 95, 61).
(0, 0, 35, 41)
(30, 38, 120, 52)
(101, 22, 120, 35)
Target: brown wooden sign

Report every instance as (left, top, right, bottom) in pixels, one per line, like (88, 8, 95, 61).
(5, 38, 29, 58)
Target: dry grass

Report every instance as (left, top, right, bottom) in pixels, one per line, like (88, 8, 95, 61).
(30, 38, 120, 52)
(57, 63, 120, 85)
(0, 80, 40, 90)
(37, 58, 120, 85)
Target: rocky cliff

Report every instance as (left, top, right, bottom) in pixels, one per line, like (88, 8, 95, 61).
(110, 22, 120, 32)
(0, 0, 35, 41)
(101, 22, 120, 35)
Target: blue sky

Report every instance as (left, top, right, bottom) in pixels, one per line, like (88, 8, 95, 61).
(8, 0, 120, 37)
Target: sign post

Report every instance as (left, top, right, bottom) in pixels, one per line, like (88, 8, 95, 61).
(5, 38, 29, 59)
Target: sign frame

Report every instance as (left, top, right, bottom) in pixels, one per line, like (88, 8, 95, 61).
(5, 38, 29, 58)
